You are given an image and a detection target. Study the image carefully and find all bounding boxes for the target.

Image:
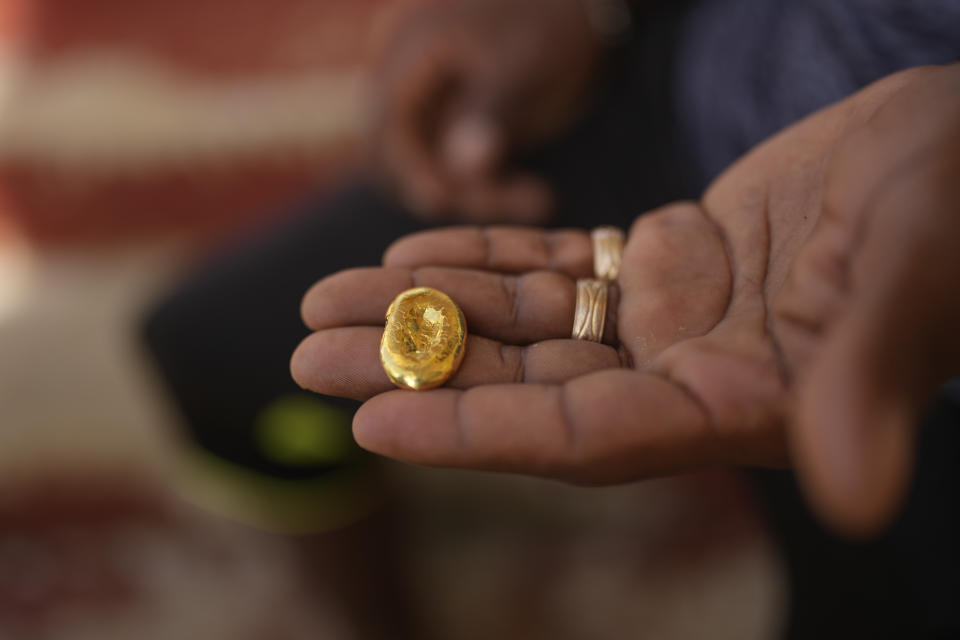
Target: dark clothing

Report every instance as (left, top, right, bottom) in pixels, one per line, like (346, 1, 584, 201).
(676, 0, 960, 184)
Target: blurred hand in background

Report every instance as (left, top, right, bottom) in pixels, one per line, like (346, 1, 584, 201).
(370, 0, 612, 223)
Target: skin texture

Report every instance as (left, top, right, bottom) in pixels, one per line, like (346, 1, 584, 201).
(295, 64, 960, 537)
(369, 0, 604, 223)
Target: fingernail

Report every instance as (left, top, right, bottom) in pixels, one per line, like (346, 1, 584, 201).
(442, 116, 500, 178)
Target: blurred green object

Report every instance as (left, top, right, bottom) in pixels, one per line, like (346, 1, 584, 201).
(176, 447, 384, 535)
(172, 395, 384, 535)
(255, 395, 355, 467)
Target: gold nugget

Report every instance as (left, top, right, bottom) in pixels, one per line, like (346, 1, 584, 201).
(380, 287, 467, 391)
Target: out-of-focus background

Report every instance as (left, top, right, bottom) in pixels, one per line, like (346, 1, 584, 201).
(0, 1, 787, 638)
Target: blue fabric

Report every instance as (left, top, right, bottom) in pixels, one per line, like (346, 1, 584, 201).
(675, 0, 960, 185)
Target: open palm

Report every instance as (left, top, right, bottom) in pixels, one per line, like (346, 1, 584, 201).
(293, 65, 960, 534)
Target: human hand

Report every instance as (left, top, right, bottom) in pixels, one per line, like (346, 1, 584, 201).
(369, 0, 606, 223)
(295, 64, 960, 536)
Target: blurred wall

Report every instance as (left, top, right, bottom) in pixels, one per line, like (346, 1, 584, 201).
(0, 0, 428, 244)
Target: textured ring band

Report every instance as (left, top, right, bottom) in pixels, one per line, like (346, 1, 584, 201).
(591, 226, 625, 281)
(572, 278, 608, 342)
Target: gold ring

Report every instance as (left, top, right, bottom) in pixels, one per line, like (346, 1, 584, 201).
(591, 226, 625, 281)
(571, 278, 608, 342)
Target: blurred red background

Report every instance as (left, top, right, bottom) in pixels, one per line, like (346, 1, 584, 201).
(0, 0, 429, 244)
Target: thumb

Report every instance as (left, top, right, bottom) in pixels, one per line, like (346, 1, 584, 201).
(793, 301, 920, 538)
(792, 166, 960, 538)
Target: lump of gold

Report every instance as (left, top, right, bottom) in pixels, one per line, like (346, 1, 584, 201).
(380, 287, 467, 391)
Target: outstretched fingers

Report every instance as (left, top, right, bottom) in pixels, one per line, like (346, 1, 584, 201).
(302, 266, 602, 345)
(292, 327, 621, 401)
